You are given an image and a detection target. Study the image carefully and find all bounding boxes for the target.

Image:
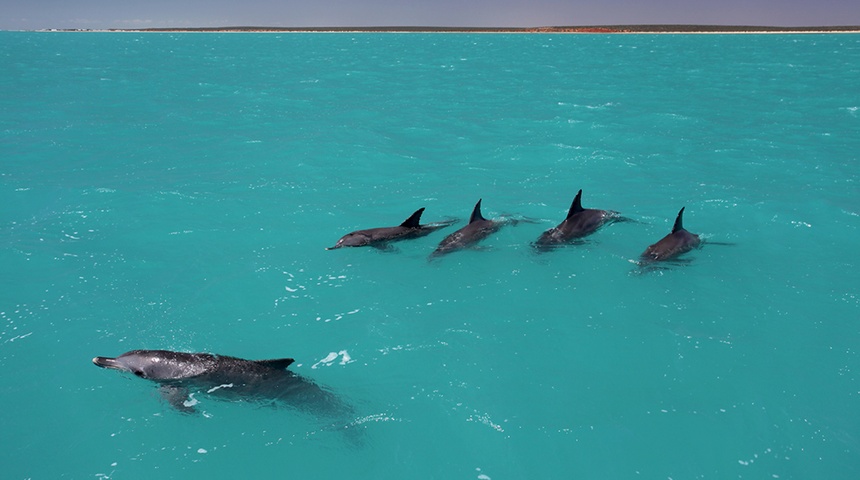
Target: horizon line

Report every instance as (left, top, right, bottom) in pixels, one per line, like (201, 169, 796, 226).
(25, 24, 860, 34)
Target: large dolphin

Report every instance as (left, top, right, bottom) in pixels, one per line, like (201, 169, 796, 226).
(430, 199, 502, 258)
(532, 189, 624, 251)
(93, 350, 350, 418)
(640, 207, 701, 263)
(327, 207, 456, 250)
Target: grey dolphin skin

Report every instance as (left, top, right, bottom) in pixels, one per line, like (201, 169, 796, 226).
(640, 207, 701, 262)
(327, 207, 456, 250)
(93, 350, 350, 418)
(430, 199, 501, 258)
(532, 189, 622, 251)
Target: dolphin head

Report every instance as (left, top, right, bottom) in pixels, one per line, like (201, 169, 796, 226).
(93, 350, 211, 380)
(326, 232, 367, 249)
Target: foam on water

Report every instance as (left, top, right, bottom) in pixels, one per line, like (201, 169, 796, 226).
(2, 31, 860, 479)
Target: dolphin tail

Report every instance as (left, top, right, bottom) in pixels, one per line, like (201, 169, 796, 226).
(399, 207, 425, 228)
(672, 207, 686, 233)
(425, 218, 458, 228)
(567, 189, 584, 218)
(469, 199, 485, 224)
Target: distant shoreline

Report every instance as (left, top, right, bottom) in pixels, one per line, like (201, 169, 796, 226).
(40, 25, 860, 34)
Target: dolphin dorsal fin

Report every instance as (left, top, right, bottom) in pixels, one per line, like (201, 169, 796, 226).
(672, 207, 686, 233)
(400, 208, 425, 228)
(469, 199, 486, 224)
(567, 189, 584, 218)
(256, 358, 295, 370)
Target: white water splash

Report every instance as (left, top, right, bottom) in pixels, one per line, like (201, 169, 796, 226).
(183, 394, 199, 408)
(206, 383, 234, 393)
(311, 350, 354, 369)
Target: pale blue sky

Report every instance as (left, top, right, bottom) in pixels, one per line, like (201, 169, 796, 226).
(2, 0, 859, 30)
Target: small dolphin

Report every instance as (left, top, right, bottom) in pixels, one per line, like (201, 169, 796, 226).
(640, 207, 701, 263)
(93, 350, 350, 418)
(327, 207, 455, 250)
(430, 199, 502, 258)
(532, 189, 624, 251)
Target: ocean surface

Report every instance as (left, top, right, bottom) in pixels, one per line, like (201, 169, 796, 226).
(2, 31, 859, 479)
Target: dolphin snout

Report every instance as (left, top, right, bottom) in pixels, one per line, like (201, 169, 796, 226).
(93, 356, 119, 369)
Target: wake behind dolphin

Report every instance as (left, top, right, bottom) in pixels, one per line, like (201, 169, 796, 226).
(93, 349, 352, 420)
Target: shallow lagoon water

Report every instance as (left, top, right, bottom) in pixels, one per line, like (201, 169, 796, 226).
(2, 32, 859, 478)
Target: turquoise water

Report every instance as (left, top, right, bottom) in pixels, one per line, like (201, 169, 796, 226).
(2, 31, 859, 478)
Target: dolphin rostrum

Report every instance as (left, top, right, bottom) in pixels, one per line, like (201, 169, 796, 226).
(532, 189, 625, 251)
(327, 207, 456, 250)
(430, 199, 503, 258)
(93, 349, 351, 418)
(640, 207, 701, 263)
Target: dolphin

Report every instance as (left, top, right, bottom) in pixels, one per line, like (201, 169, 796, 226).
(532, 189, 624, 251)
(640, 207, 701, 263)
(327, 207, 456, 250)
(430, 199, 502, 258)
(93, 349, 350, 418)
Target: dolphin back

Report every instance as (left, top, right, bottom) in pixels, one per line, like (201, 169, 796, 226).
(640, 207, 701, 262)
(567, 189, 585, 218)
(469, 199, 486, 224)
(254, 358, 295, 370)
(672, 207, 686, 233)
(399, 208, 425, 228)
